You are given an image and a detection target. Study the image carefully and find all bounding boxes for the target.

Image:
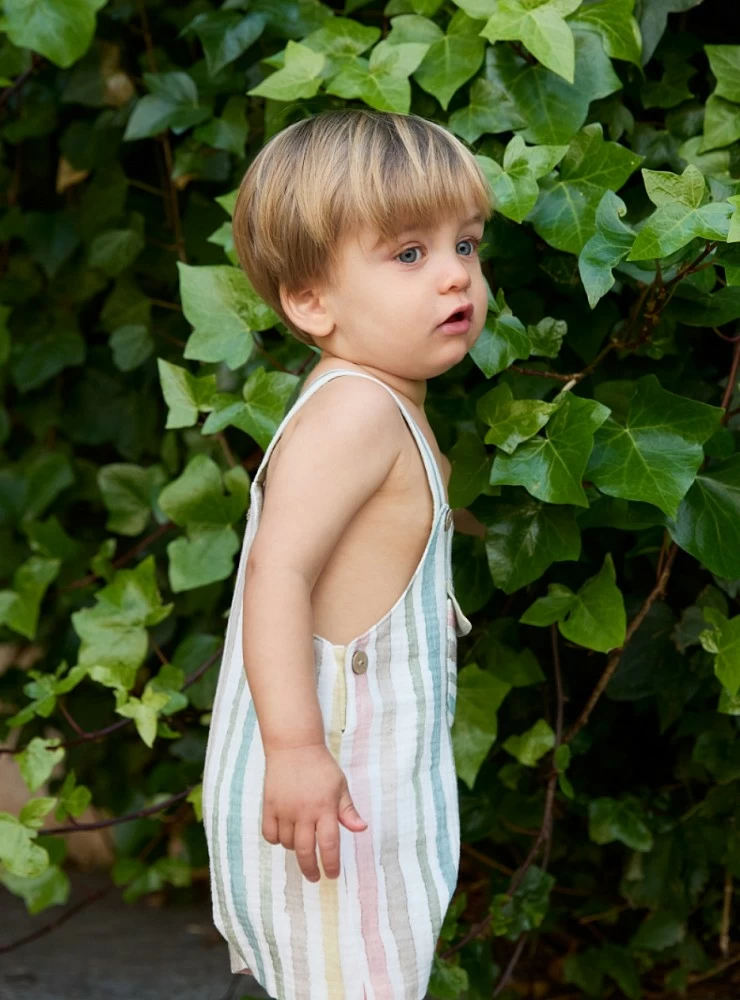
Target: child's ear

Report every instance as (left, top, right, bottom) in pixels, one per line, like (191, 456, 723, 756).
(279, 282, 334, 340)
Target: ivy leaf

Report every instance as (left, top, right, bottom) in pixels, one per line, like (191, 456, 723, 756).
(479, 0, 582, 84)
(702, 614, 740, 697)
(705, 44, 740, 104)
(578, 189, 637, 307)
(503, 718, 556, 766)
(468, 289, 533, 377)
(193, 95, 249, 157)
(0, 814, 49, 879)
(325, 40, 429, 113)
(482, 28, 621, 146)
(589, 796, 653, 851)
(481, 493, 582, 594)
(630, 911, 686, 952)
(490, 865, 556, 939)
(587, 374, 724, 517)
(157, 360, 218, 430)
(476, 136, 568, 223)
(183, 11, 267, 77)
(89, 223, 146, 277)
(447, 74, 526, 144)
(71, 556, 173, 693)
(158, 455, 247, 528)
(521, 554, 626, 652)
(641, 50, 697, 109)
(491, 394, 611, 507)
(17, 855, 65, 911)
(124, 72, 211, 140)
(97, 463, 169, 536)
(56, 771, 92, 821)
(428, 955, 469, 998)
(296, 15, 382, 80)
(478, 382, 562, 454)
(19, 797, 57, 830)
(526, 317, 567, 358)
(528, 122, 644, 253)
(16, 737, 65, 794)
(447, 430, 493, 508)
(627, 164, 734, 259)
(559, 553, 626, 652)
(116, 688, 171, 748)
(0, 555, 60, 640)
(570, 0, 642, 67)
(668, 285, 740, 327)
(201, 368, 301, 450)
(5, 661, 86, 729)
(3, 0, 108, 69)
(666, 454, 740, 580)
(452, 664, 511, 789)
(166, 525, 240, 592)
(110, 324, 154, 372)
(564, 943, 641, 1000)
(411, 11, 485, 110)
(248, 40, 325, 100)
(520, 582, 576, 626)
(178, 263, 279, 370)
(702, 46, 740, 150)
(158, 456, 247, 592)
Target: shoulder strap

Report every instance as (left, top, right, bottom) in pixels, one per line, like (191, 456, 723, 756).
(251, 368, 446, 518)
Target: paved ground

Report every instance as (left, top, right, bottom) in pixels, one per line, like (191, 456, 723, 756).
(0, 869, 271, 1000)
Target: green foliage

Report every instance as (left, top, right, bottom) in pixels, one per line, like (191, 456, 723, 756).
(1, 0, 740, 994)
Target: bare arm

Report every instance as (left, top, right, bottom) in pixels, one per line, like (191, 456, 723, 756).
(243, 377, 406, 752)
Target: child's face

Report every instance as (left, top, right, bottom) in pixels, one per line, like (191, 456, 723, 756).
(308, 207, 488, 379)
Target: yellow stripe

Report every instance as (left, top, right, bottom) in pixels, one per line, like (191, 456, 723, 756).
(319, 646, 346, 991)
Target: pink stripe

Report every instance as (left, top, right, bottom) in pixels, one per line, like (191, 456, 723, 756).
(351, 638, 393, 996)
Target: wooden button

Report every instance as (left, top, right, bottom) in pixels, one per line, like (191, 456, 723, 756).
(444, 508, 453, 530)
(351, 650, 368, 675)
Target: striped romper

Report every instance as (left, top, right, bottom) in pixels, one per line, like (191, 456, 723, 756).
(201, 368, 472, 1000)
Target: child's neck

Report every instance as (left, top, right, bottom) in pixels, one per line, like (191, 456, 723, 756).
(316, 351, 427, 412)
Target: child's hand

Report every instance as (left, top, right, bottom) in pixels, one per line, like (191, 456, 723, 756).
(261, 743, 367, 882)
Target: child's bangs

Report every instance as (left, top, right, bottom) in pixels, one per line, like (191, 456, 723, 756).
(337, 119, 493, 243)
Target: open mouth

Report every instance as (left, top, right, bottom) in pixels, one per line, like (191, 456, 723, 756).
(442, 304, 473, 324)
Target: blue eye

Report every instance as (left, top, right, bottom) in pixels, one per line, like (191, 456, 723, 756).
(395, 238, 481, 264)
(457, 239, 479, 256)
(397, 246, 422, 264)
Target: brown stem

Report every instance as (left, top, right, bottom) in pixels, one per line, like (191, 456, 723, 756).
(441, 626, 565, 972)
(713, 326, 740, 344)
(217, 432, 237, 468)
(0, 884, 114, 956)
(564, 543, 679, 746)
(720, 337, 740, 420)
(57, 698, 90, 738)
(43, 786, 194, 835)
(0, 645, 223, 755)
(0, 800, 192, 956)
(0, 54, 44, 113)
(508, 366, 572, 381)
(62, 522, 175, 592)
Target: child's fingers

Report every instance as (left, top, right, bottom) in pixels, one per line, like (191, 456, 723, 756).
(316, 812, 341, 880)
(294, 820, 320, 881)
(278, 817, 295, 850)
(261, 809, 279, 845)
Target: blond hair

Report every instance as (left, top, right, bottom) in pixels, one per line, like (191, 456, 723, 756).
(232, 108, 494, 347)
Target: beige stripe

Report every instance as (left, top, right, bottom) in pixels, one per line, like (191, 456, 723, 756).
(319, 645, 346, 990)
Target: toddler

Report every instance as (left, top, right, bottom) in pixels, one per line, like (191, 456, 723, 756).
(202, 108, 493, 1000)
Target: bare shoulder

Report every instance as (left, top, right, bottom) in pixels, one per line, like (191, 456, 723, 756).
(286, 374, 408, 461)
(247, 375, 407, 586)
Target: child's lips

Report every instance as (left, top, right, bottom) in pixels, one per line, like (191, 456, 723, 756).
(438, 304, 473, 334)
